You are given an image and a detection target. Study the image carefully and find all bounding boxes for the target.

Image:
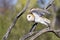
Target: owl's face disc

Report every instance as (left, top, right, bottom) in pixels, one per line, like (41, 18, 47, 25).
(27, 14, 35, 22)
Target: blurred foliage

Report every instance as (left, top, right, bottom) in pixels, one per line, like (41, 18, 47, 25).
(0, 0, 60, 40)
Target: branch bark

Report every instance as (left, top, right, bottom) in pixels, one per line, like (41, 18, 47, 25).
(29, 28, 60, 40)
(19, 23, 38, 40)
(29, 27, 52, 40)
(30, 23, 38, 32)
(50, 4, 56, 29)
(19, 31, 37, 40)
(19, 27, 60, 40)
(2, 0, 30, 40)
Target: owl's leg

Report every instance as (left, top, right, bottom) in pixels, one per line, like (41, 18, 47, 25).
(42, 17, 51, 28)
(44, 22, 50, 28)
(30, 23, 38, 32)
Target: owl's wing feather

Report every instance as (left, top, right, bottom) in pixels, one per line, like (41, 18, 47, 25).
(36, 8, 50, 14)
(31, 8, 50, 17)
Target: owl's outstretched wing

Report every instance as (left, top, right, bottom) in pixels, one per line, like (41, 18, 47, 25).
(30, 8, 50, 16)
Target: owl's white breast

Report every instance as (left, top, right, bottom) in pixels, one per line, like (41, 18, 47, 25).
(35, 16, 50, 26)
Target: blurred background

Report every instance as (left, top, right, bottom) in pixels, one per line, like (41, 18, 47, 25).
(0, 0, 60, 40)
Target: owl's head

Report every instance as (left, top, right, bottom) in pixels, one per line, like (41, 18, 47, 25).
(27, 14, 35, 22)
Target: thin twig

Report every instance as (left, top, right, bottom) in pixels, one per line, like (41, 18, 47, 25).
(2, 0, 30, 40)
(30, 23, 38, 32)
(19, 27, 60, 40)
(19, 31, 37, 40)
(44, 0, 54, 10)
(29, 29, 60, 40)
(29, 27, 52, 40)
(19, 23, 38, 40)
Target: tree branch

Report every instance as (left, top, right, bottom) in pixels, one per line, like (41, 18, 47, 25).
(30, 23, 38, 32)
(19, 23, 38, 40)
(19, 31, 37, 40)
(50, 4, 56, 29)
(29, 27, 52, 40)
(29, 28, 60, 40)
(19, 27, 60, 40)
(2, 0, 30, 40)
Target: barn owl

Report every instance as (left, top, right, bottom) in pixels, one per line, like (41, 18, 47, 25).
(27, 8, 50, 26)
(37, 0, 54, 9)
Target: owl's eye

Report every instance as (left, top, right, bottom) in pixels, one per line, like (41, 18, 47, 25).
(29, 16, 31, 18)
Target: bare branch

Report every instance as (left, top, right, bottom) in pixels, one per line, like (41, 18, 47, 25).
(19, 23, 38, 40)
(19, 31, 37, 40)
(54, 30, 60, 32)
(50, 3, 56, 29)
(29, 29, 60, 40)
(44, 0, 54, 9)
(19, 27, 60, 40)
(2, 0, 30, 40)
(52, 30, 60, 38)
(29, 27, 52, 40)
(30, 23, 38, 32)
